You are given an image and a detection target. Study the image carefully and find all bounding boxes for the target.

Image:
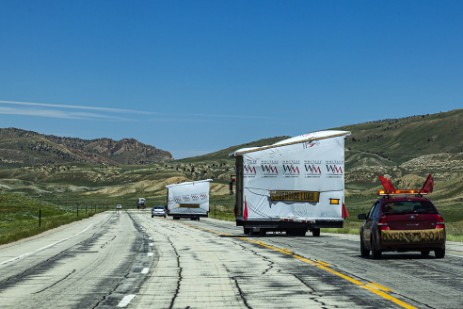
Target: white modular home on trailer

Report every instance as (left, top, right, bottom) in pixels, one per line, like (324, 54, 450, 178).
(231, 130, 350, 236)
(166, 179, 213, 220)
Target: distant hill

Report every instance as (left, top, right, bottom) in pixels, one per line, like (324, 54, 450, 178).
(339, 109, 463, 164)
(0, 128, 173, 166)
(334, 109, 463, 189)
(177, 136, 290, 162)
(1, 109, 462, 208)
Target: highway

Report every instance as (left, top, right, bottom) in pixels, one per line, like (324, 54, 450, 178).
(1, 210, 462, 308)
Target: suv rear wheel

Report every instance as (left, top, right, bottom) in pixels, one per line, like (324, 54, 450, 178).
(360, 237, 370, 257)
(435, 248, 445, 259)
(371, 238, 382, 259)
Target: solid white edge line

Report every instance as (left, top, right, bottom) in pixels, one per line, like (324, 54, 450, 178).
(117, 294, 136, 307)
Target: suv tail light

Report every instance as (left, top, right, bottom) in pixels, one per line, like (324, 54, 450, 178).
(378, 215, 390, 231)
(435, 214, 445, 229)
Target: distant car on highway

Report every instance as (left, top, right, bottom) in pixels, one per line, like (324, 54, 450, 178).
(151, 205, 167, 218)
(115, 204, 122, 210)
(358, 175, 445, 259)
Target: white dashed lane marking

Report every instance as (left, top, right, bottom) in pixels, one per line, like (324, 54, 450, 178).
(141, 267, 149, 274)
(117, 294, 135, 307)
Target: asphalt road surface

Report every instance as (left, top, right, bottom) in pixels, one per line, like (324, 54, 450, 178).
(1, 210, 462, 309)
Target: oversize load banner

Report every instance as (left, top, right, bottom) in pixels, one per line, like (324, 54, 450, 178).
(241, 135, 346, 220)
(270, 190, 320, 203)
(166, 180, 211, 211)
(180, 204, 200, 208)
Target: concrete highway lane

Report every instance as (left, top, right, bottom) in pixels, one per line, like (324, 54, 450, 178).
(1, 210, 463, 308)
(0, 211, 153, 309)
(183, 217, 463, 309)
(129, 213, 463, 309)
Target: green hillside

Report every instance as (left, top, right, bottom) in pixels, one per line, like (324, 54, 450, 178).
(339, 109, 463, 164)
(1, 109, 463, 241)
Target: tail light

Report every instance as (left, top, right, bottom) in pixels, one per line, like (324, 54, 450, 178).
(435, 214, 445, 229)
(377, 215, 390, 231)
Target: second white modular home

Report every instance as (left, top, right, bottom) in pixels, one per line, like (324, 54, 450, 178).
(231, 130, 350, 236)
(166, 179, 213, 220)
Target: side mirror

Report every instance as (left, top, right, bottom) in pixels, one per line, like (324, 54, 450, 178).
(357, 213, 367, 220)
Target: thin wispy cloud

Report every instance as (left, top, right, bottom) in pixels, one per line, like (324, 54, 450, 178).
(0, 100, 150, 114)
(0, 100, 275, 122)
(0, 100, 154, 121)
(0, 107, 129, 121)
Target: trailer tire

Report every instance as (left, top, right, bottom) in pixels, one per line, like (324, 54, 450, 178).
(243, 227, 251, 235)
(173, 216, 180, 220)
(312, 228, 320, 237)
(259, 229, 266, 236)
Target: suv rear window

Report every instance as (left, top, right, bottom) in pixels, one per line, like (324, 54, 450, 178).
(382, 200, 437, 214)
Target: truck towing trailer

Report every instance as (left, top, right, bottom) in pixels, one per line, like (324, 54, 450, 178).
(231, 130, 350, 236)
(166, 179, 213, 220)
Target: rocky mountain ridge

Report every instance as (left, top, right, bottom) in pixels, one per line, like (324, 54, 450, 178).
(1, 109, 463, 207)
(0, 128, 173, 166)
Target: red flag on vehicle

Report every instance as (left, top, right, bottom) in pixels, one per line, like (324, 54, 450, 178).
(378, 175, 396, 192)
(244, 199, 248, 221)
(342, 203, 349, 219)
(420, 174, 434, 194)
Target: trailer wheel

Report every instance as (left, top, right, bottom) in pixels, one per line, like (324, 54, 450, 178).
(259, 229, 266, 236)
(243, 227, 251, 235)
(312, 228, 320, 237)
(173, 216, 180, 220)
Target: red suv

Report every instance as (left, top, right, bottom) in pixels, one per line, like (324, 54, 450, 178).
(358, 175, 446, 259)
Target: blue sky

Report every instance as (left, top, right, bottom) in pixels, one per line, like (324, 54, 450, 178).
(1, 0, 462, 159)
